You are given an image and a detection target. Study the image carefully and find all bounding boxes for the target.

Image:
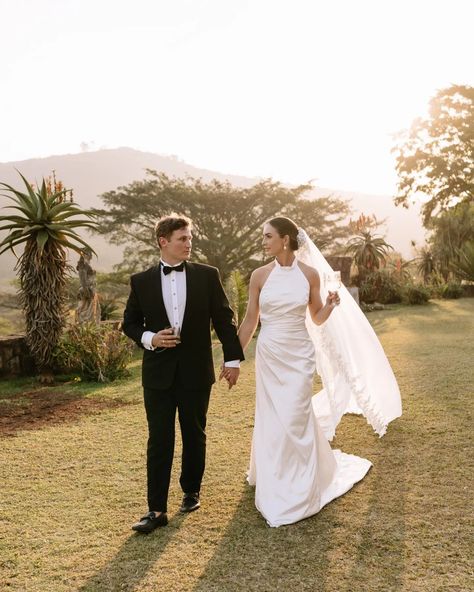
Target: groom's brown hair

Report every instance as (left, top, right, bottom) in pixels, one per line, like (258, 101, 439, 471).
(155, 214, 192, 247)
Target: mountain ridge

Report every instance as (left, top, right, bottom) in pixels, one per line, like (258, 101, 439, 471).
(0, 147, 424, 285)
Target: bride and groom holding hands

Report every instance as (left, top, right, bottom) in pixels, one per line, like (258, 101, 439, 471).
(122, 214, 402, 532)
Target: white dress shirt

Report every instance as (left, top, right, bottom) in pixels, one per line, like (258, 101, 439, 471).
(141, 259, 239, 368)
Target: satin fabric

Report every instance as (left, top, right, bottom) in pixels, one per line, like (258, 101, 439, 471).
(247, 258, 372, 527)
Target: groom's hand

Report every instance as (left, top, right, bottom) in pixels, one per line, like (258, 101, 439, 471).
(151, 328, 178, 349)
(219, 366, 240, 389)
(226, 368, 240, 389)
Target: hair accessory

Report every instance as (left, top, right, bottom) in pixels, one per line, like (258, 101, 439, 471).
(297, 228, 307, 248)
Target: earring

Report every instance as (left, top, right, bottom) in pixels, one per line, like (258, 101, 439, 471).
(284, 245, 287, 250)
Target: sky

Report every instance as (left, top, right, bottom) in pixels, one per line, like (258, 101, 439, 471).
(0, 0, 472, 195)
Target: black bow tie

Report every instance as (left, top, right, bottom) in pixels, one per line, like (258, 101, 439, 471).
(161, 262, 185, 275)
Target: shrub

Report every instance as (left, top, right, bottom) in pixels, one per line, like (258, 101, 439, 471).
(359, 270, 403, 304)
(358, 277, 377, 303)
(402, 283, 430, 305)
(225, 270, 249, 327)
(54, 322, 134, 382)
(424, 271, 445, 298)
(99, 296, 121, 320)
(441, 282, 464, 299)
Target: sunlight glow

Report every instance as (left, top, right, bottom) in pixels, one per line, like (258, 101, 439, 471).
(0, 0, 472, 195)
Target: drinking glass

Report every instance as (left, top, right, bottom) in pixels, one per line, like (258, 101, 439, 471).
(173, 325, 181, 344)
(324, 271, 341, 293)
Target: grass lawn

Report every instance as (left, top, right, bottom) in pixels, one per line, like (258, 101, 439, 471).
(1, 299, 473, 592)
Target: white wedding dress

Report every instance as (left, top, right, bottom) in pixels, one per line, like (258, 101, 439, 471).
(247, 258, 372, 527)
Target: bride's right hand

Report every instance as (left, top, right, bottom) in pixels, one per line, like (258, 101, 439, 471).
(326, 292, 340, 308)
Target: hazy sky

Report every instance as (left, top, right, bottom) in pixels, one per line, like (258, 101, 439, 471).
(0, 0, 472, 194)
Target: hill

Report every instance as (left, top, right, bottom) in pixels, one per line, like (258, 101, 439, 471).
(0, 147, 424, 287)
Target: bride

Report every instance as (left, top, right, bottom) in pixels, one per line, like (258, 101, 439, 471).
(233, 217, 402, 527)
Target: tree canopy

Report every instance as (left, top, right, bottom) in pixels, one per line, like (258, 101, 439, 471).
(427, 201, 474, 279)
(94, 171, 351, 278)
(393, 85, 474, 227)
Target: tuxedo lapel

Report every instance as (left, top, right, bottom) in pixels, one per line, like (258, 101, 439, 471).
(150, 265, 172, 326)
(181, 261, 197, 332)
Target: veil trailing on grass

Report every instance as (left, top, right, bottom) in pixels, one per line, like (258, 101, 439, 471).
(296, 229, 402, 440)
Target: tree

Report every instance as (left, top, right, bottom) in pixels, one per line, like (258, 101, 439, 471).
(428, 201, 474, 280)
(94, 172, 351, 279)
(345, 230, 393, 283)
(286, 194, 351, 253)
(0, 172, 97, 382)
(450, 241, 474, 282)
(393, 85, 474, 226)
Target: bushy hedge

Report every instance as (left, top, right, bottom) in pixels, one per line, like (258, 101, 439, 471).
(359, 270, 403, 304)
(440, 282, 464, 299)
(54, 322, 134, 382)
(402, 283, 431, 305)
(425, 277, 465, 300)
(358, 270, 434, 306)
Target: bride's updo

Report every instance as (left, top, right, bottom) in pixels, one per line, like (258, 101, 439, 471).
(267, 217, 300, 251)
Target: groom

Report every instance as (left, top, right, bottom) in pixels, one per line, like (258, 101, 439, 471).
(122, 214, 244, 533)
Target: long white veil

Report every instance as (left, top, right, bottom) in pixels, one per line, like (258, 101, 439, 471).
(296, 229, 402, 440)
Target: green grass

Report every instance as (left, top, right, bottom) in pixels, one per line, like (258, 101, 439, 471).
(1, 300, 473, 592)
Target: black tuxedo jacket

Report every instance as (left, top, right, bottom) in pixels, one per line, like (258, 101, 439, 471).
(122, 261, 244, 390)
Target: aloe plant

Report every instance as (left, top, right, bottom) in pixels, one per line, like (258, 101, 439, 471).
(0, 172, 97, 381)
(345, 230, 393, 283)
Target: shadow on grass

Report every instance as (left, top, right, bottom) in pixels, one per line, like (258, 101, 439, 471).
(343, 425, 407, 592)
(78, 511, 189, 592)
(0, 387, 134, 437)
(191, 482, 336, 592)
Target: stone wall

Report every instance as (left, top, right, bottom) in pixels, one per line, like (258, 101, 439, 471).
(0, 321, 123, 378)
(0, 335, 35, 378)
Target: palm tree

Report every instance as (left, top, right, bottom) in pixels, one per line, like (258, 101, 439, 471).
(345, 231, 393, 283)
(0, 172, 97, 382)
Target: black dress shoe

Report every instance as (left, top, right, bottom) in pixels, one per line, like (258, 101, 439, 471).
(180, 492, 200, 513)
(131, 511, 168, 533)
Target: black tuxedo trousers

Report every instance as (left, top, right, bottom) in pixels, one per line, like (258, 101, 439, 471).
(143, 378, 211, 511)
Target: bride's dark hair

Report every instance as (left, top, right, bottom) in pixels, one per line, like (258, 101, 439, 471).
(267, 217, 299, 251)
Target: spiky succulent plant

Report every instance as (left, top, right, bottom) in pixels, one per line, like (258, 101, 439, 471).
(0, 172, 97, 380)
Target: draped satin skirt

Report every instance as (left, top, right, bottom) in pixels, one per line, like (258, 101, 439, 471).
(247, 322, 372, 527)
